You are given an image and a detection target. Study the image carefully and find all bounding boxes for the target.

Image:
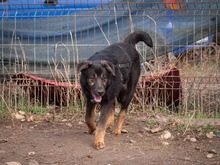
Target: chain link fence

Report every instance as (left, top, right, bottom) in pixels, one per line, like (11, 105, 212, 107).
(0, 0, 219, 117)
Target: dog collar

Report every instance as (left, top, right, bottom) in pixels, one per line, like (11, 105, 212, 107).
(118, 63, 130, 68)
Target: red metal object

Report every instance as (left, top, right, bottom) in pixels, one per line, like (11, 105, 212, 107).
(136, 67, 182, 111)
(12, 67, 182, 110)
(12, 73, 80, 106)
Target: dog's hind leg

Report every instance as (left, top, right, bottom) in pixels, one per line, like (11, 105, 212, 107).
(106, 103, 115, 129)
(114, 68, 140, 135)
(85, 101, 96, 134)
(113, 87, 137, 135)
(113, 96, 132, 135)
(113, 109, 126, 135)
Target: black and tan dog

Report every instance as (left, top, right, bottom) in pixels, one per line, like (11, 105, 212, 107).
(77, 31, 153, 149)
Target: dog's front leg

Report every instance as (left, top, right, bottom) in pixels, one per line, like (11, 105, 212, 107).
(85, 101, 96, 134)
(95, 102, 114, 149)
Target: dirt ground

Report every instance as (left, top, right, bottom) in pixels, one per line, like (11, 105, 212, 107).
(0, 113, 220, 165)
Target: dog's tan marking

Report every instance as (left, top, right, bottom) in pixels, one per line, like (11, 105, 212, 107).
(113, 110, 126, 135)
(95, 106, 114, 149)
(106, 106, 115, 128)
(95, 127, 105, 149)
(85, 106, 96, 134)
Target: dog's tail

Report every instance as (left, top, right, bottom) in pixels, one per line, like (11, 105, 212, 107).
(123, 31, 153, 48)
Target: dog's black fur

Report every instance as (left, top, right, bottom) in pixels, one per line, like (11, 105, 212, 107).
(77, 31, 153, 149)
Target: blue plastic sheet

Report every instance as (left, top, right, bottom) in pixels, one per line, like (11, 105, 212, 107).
(0, 0, 219, 69)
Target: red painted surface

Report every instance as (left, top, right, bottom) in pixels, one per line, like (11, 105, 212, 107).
(13, 67, 182, 109)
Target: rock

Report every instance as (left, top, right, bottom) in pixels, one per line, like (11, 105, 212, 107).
(206, 153, 214, 159)
(78, 121, 84, 125)
(195, 147, 201, 151)
(129, 139, 136, 144)
(143, 127, 151, 132)
(28, 159, 39, 165)
(190, 137, 197, 142)
(18, 110, 26, 115)
(27, 116, 34, 122)
(66, 123, 73, 127)
(121, 129, 128, 133)
(206, 132, 215, 139)
(0, 139, 8, 143)
(208, 149, 218, 154)
(5, 162, 22, 165)
(44, 113, 54, 122)
(160, 130, 172, 139)
(28, 151, 36, 156)
(151, 126, 161, 133)
(186, 135, 191, 139)
(162, 141, 169, 146)
(184, 157, 190, 161)
(12, 112, 25, 121)
(184, 135, 197, 142)
(62, 119, 68, 122)
(20, 118, 26, 122)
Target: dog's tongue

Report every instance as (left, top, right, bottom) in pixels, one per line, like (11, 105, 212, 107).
(93, 95, 102, 103)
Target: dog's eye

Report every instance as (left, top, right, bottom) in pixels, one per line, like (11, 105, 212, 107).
(101, 76, 107, 84)
(88, 78, 94, 85)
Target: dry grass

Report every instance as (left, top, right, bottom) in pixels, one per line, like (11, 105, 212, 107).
(179, 43, 220, 117)
(1, 43, 220, 118)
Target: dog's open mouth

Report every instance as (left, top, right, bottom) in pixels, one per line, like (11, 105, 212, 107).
(92, 94, 102, 103)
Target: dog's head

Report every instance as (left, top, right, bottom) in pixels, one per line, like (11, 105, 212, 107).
(77, 60, 115, 103)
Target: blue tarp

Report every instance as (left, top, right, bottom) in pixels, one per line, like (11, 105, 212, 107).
(0, 0, 219, 73)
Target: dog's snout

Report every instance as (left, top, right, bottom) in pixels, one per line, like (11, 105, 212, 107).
(97, 89, 105, 96)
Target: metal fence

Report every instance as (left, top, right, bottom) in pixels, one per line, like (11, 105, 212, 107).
(0, 0, 219, 117)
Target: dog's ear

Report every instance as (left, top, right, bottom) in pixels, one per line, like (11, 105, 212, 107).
(100, 60, 115, 76)
(77, 61, 92, 73)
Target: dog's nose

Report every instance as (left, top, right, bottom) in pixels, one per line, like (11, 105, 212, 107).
(97, 89, 104, 96)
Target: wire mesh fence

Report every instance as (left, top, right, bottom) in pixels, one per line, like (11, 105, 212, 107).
(0, 0, 220, 118)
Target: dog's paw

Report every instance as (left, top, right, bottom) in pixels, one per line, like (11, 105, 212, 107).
(113, 128, 122, 135)
(94, 141, 105, 149)
(88, 127, 96, 134)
